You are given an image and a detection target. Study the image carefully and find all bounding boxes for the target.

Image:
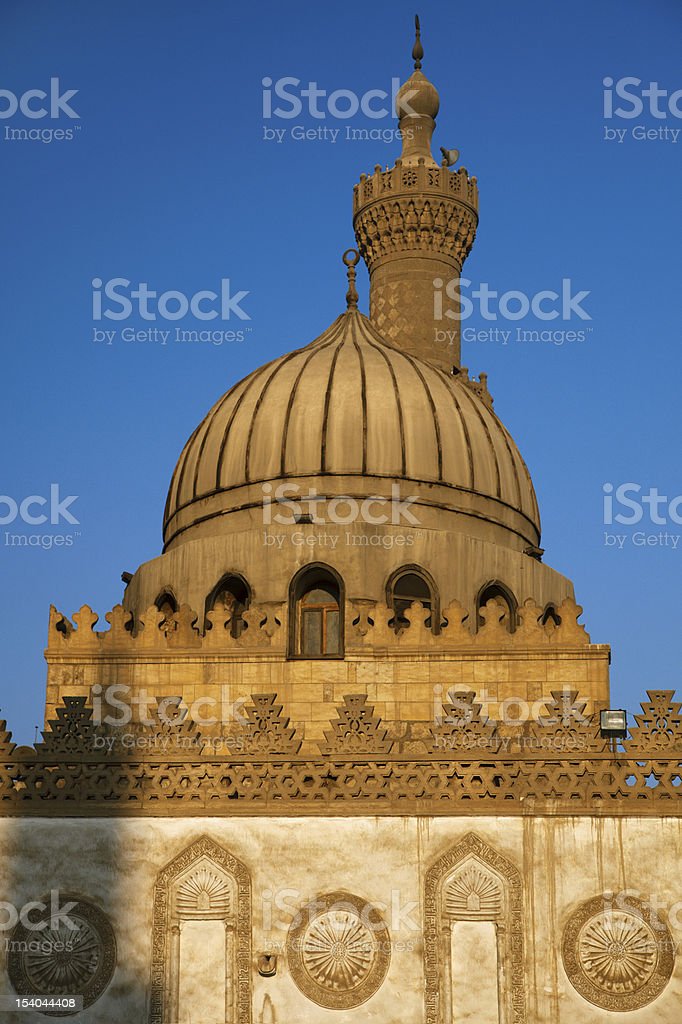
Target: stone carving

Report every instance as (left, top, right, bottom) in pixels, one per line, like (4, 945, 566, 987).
(524, 690, 609, 754)
(150, 835, 251, 1024)
(444, 862, 503, 917)
(175, 867, 232, 917)
(424, 833, 526, 1024)
(0, 717, 15, 756)
(48, 601, 285, 652)
(625, 690, 682, 754)
(7, 896, 116, 1015)
(4, 689, 682, 813)
(36, 696, 100, 756)
(320, 695, 393, 754)
(237, 694, 301, 755)
(287, 890, 391, 1009)
(353, 162, 479, 271)
(46, 592, 591, 656)
(431, 690, 498, 753)
(562, 894, 675, 1011)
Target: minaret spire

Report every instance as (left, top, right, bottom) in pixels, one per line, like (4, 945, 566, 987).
(412, 14, 423, 69)
(352, 15, 479, 370)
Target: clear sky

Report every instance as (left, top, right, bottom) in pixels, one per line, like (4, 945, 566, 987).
(1, 0, 680, 742)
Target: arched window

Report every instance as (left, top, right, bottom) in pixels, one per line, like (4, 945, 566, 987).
(205, 574, 250, 638)
(541, 604, 561, 629)
(290, 565, 343, 658)
(477, 582, 517, 633)
(387, 566, 438, 633)
(155, 590, 178, 634)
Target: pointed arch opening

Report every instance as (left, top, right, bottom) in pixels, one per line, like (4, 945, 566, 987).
(476, 581, 517, 633)
(154, 589, 178, 636)
(386, 565, 440, 634)
(541, 603, 561, 629)
(205, 573, 251, 638)
(289, 563, 344, 659)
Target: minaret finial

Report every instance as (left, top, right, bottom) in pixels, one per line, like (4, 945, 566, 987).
(412, 14, 423, 70)
(343, 248, 360, 310)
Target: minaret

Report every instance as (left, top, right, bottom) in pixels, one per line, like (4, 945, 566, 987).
(353, 16, 479, 371)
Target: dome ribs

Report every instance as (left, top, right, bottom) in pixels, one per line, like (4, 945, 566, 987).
(349, 313, 369, 475)
(190, 370, 262, 500)
(438, 375, 475, 491)
(456, 381, 502, 499)
(244, 346, 319, 484)
(165, 417, 204, 525)
(397, 350, 444, 481)
(320, 333, 345, 474)
(492, 413, 524, 520)
(361, 330, 407, 478)
(163, 309, 541, 546)
(279, 317, 345, 477)
(215, 361, 279, 491)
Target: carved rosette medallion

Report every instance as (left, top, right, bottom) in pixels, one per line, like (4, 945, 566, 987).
(562, 895, 675, 1011)
(7, 896, 116, 1017)
(287, 891, 391, 1009)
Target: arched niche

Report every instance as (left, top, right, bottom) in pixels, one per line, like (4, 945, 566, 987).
(424, 832, 526, 1024)
(150, 836, 251, 1024)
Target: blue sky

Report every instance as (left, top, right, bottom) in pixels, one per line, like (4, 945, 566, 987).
(0, 0, 680, 742)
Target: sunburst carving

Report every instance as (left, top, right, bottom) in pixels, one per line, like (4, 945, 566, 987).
(302, 911, 375, 990)
(578, 912, 656, 992)
(562, 895, 675, 1011)
(176, 867, 232, 915)
(25, 920, 100, 992)
(445, 863, 502, 917)
(7, 897, 117, 1015)
(287, 891, 391, 1010)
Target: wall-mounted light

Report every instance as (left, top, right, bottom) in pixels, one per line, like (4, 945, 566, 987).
(600, 709, 627, 738)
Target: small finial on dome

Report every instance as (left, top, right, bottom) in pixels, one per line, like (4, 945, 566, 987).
(342, 248, 360, 310)
(412, 14, 424, 69)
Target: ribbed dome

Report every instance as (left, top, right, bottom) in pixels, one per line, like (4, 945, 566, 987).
(163, 310, 540, 549)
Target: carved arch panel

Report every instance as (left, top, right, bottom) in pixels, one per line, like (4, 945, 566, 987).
(424, 832, 526, 1024)
(150, 835, 251, 1024)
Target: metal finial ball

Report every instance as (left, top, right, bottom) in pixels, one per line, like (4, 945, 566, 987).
(343, 249, 360, 310)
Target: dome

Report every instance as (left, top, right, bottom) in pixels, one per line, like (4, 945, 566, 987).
(163, 310, 540, 551)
